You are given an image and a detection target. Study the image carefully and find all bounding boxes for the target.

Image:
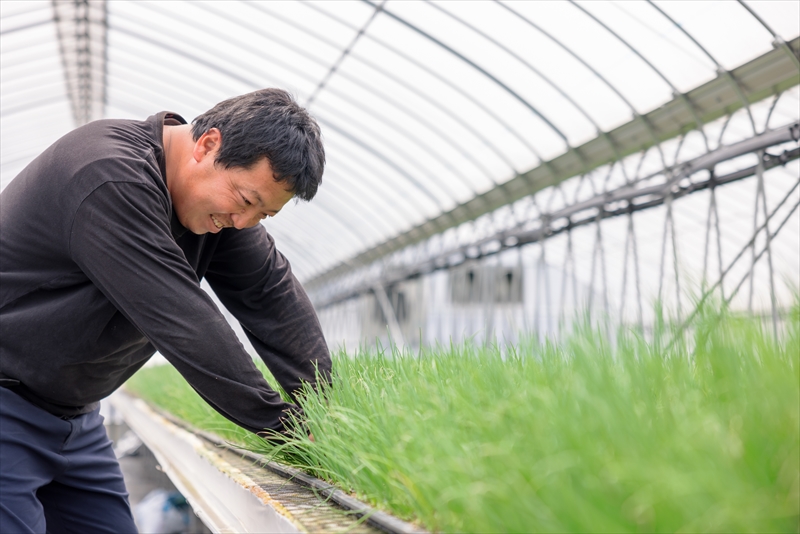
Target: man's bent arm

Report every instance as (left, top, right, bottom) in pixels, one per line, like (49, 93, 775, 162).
(204, 225, 332, 405)
(70, 180, 298, 434)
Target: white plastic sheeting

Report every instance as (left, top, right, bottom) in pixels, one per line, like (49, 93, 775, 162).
(1, 1, 798, 306)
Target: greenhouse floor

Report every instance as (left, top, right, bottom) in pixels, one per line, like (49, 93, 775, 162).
(106, 419, 211, 533)
(107, 392, 403, 534)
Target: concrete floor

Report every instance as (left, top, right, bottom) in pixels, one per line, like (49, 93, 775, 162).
(106, 420, 211, 534)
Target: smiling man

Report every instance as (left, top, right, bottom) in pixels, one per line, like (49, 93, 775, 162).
(0, 89, 330, 532)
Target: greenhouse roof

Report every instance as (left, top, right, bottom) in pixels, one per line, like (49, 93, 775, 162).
(1, 0, 798, 284)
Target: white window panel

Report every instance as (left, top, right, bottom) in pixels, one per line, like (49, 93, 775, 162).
(111, 6, 323, 94)
(493, 3, 638, 134)
(330, 52, 506, 193)
(344, 37, 517, 187)
(582, 1, 718, 94)
(0, 106, 72, 191)
(427, 1, 601, 148)
(744, 0, 800, 41)
(0, 22, 58, 54)
(367, 12, 547, 168)
(312, 103, 476, 206)
(653, 0, 776, 70)
(510, 1, 674, 117)
(0, 4, 51, 36)
(0, 2, 50, 20)
(311, 77, 485, 200)
(301, 1, 378, 42)
(322, 130, 445, 221)
(2, 0, 797, 291)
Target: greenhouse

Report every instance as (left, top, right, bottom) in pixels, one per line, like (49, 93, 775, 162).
(1, 1, 798, 532)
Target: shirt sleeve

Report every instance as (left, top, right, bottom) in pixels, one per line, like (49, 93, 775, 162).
(203, 224, 332, 405)
(69, 180, 299, 435)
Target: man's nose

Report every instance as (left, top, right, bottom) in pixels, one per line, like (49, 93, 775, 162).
(231, 211, 258, 229)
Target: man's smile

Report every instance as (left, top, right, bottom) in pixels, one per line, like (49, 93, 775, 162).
(211, 214, 226, 229)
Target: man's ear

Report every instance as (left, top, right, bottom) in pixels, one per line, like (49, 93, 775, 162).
(192, 128, 221, 163)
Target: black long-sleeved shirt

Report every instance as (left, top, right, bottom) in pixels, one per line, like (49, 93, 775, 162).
(0, 112, 330, 434)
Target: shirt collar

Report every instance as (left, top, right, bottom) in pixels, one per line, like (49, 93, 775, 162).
(151, 111, 189, 239)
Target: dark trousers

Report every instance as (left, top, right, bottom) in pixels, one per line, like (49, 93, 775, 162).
(0, 387, 137, 533)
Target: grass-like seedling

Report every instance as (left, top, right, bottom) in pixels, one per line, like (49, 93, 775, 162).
(126, 302, 799, 532)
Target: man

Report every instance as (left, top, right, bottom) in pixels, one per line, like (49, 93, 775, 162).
(0, 88, 331, 532)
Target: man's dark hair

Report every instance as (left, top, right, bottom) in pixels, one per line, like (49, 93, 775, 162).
(192, 88, 324, 201)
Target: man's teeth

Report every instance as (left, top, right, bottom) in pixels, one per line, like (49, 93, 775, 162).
(212, 215, 224, 229)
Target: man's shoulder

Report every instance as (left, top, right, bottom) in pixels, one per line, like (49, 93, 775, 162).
(1, 116, 170, 245)
(55, 117, 164, 181)
(28, 117, 167, 206)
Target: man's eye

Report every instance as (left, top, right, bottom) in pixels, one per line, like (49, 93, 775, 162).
(242, 197, 252, 206)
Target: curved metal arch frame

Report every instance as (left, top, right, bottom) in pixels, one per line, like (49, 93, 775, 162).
(130, 1, 472, 206)
(239, 2, 522, 188)
(298, 2, 536, 182)
(6, 60, 391, 278)
(0, 40, 68, 71)
(316, 142, 798, 347)
(425, 1, 601, 138)
(0, 77, 70, 107)
(304, 0, 386, 108)
(497, 2, 670, 170)
(0, 21, 60, 55)
(0, 3, 53, 28)
(642, 0, 756, 136)
(314, 147, 429, 222)
(104, 12, 446, 235)
(4, 0, 797, 314)
(0, 94, 70, 119)
(310, 29, 797, 287)
(188, 2, 506, 203)
(362, 0, 569, 158)
(570, 0, 714, 152)
(309, 102, 484, 200)
(737, 0, 800, 70)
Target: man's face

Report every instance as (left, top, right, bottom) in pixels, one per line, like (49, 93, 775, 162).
(172, 130, 294, 235)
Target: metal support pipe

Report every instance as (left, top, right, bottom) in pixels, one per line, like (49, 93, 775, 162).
(307, 38, 800, 292)
(372, 282, 406, 349)
(52, 0, 107, 126)
(312, 124, 800, 310)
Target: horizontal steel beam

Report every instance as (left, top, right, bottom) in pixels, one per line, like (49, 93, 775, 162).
(550, 123, 800, 221)
(307, 36, 800, 292)
(52, 0, 107, 127)
(312, 123, 799, 309)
